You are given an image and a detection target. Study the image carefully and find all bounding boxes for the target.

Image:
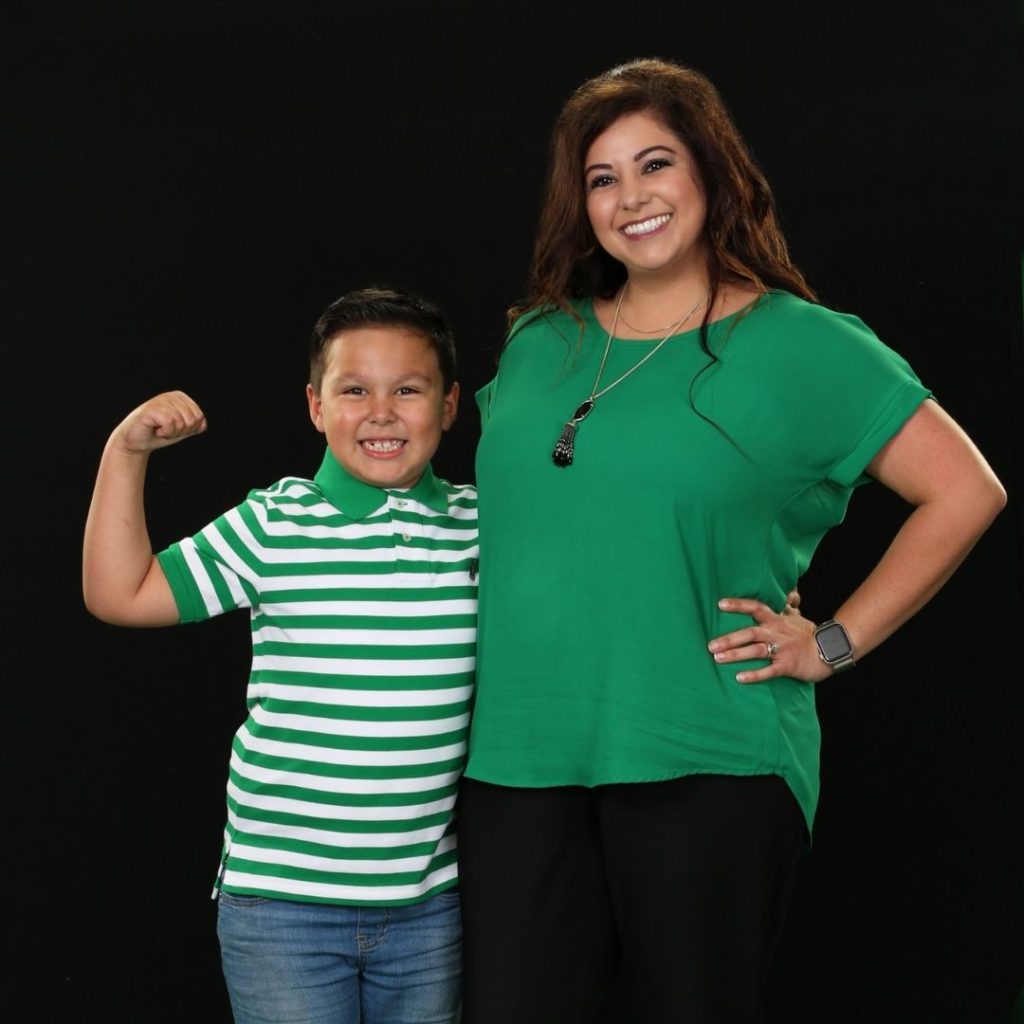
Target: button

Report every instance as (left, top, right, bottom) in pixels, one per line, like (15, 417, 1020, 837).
(401, 533, 411, 543)
(394, 499, 408, 508)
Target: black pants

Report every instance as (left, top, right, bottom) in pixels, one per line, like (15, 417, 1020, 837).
(458, 774, 805, 1024)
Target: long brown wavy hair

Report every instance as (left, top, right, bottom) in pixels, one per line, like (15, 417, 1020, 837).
(513, 59, 816, 348)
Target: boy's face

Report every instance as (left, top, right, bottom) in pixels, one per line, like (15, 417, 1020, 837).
(307, 326, 459, 490)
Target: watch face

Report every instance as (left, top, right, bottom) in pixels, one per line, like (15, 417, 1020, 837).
(817, 622, 852, 662)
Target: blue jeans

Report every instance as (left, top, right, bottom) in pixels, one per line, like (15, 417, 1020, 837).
(217, 889, 461, 1024)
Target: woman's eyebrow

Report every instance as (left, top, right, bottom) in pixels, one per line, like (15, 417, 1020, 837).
(632, 144, 676, 161)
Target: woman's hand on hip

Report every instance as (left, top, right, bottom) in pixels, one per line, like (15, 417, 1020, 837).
(708, 594, 832, 684)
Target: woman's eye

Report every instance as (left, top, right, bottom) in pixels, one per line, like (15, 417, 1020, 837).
(397, 387, 420, 396)
(342, 386, 366, 395)
(587, 174, 615, 191)
(643, 158, 671, 173)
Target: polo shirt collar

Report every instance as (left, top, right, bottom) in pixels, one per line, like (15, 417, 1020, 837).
(313, 448, 448, 519)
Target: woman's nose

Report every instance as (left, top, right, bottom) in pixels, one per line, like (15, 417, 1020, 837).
(619, 177, 650, 211)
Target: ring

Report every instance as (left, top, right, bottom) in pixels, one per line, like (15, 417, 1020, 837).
(765, 641, 779, 658)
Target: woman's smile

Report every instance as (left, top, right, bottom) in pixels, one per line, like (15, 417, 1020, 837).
(620, 212, 673, 237)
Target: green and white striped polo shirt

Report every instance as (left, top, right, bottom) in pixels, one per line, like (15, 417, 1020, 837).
(157, 449, 478, 906)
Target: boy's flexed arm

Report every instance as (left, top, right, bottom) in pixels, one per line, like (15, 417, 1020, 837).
(83, 391, 207, 626)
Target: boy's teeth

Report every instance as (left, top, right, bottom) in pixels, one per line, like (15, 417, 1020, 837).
(622, 214, 671, 236)
(362, 439, 404, 452)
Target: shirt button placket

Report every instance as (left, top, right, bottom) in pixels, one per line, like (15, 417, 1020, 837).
(392, 496, 413, 553)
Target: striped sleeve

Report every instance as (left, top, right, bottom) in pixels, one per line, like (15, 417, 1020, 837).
(156, 488, 279, 623)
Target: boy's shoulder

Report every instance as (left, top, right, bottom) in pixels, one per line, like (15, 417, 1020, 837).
(234, 475, 339, 525)
(245, 475, 321, 506)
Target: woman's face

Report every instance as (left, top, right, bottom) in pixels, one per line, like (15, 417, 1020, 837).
(583, 111, 707, 283)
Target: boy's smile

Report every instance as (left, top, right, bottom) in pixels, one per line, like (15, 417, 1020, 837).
(307, 326, 459, 491)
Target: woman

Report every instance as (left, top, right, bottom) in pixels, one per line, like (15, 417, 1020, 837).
(458, 60, 1005, 1023)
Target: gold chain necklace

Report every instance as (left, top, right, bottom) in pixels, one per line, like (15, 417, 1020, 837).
(551, 284, 710, 467)
(616, 304, 684, 334)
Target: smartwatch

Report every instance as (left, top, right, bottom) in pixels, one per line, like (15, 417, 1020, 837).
(814, 619, 856, 673)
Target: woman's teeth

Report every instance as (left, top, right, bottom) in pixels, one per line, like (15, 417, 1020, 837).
(622, 214, 671, 237)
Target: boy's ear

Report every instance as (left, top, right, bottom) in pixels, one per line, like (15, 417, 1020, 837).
(306, 383, 326, 434)
(442, 382, 460, 431)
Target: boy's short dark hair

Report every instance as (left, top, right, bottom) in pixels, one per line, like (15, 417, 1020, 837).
(310, 287, 457, 394)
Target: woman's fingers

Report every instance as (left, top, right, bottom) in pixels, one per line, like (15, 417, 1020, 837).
(717, 597, 774, 620)
(709, 594, 825, 684)
(711, 639, 773, 663)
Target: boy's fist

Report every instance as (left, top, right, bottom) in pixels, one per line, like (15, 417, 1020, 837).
(114, 391, 207, 453)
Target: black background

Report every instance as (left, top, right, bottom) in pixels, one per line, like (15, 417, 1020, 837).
(9, 1, 1024, 1020)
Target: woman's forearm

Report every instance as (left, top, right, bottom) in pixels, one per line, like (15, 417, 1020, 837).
(831, 475, 1005, 662)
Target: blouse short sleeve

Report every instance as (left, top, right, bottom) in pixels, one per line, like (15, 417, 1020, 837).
(828, 378, 930, 486)
(704, 295, 932, 488)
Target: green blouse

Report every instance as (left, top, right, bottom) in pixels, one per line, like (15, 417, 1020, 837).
(467, 291, 930, 831)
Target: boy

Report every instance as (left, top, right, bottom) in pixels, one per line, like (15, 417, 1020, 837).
(83, 287, 477, 1024)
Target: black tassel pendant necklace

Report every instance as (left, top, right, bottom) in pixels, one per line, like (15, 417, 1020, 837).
(552, 283, 710, 467)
